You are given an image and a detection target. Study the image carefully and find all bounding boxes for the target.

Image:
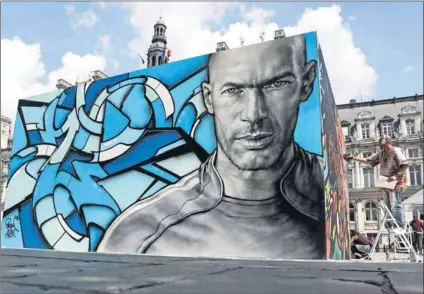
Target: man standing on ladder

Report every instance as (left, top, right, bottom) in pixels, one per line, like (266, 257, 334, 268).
(344, 135, 409, 230)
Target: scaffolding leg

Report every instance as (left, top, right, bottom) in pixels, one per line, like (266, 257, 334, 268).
(370, 213, 387, 256)
(394, 240, 397, 259)
(369, 200, 417, 262)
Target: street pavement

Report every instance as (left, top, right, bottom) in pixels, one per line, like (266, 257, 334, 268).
(1, 248, 423, 294)
(372, 252, 423, 263)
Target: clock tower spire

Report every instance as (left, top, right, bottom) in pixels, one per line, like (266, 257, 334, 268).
(147, 17, 170, 68)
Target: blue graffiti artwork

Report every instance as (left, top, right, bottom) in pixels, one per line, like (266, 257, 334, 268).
(2, 32, 322, 252)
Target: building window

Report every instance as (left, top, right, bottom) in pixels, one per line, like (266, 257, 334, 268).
(347, 169, 353, 189)
(362, 152, 372, 159)
(361, 123, 370, 139)
(363, 167, 375, 188)
(408, 149, 419, 158)
(406, 119, 416, 135)
(381, 122, 392, 137)
(409, 164, 422, 186)
(365, 202, 378, 221)
(349, 203, 355, 222)
(342, 126, 349, 140)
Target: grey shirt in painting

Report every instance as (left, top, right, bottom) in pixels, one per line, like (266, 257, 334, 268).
(97, 144, 325, 259)
(148, 195, 321, 259)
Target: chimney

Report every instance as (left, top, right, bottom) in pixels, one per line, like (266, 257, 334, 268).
(90, 70, 108, 81)
(216, 41, 229, 52)
(56, 79, 73, 90)
(274, 29, 286, 39)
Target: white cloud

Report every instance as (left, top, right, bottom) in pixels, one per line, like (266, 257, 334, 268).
(66, 4, 99, 30)
(125, 3, 377, 104)
(402, 66, 415, 73)
(95, 35, 121, 72)
(65, 4, 76, 14)
(348, 15, 357, 21)
(111, 59, 120, 71)
(47, 52, 106, 84)
(283, 5, 378, 103)
(1, 37, 107, 120)
(96, 35, 111, 51)
(1, 38, 48, 120)
(242, 6, 275, 24)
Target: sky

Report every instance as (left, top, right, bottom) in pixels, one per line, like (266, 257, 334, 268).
(1, 1, 423, 121)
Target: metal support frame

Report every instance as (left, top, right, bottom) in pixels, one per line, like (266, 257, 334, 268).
(370, 200, 417, 261)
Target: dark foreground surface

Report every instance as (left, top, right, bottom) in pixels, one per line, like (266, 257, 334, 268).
(1, 248, 423, 294)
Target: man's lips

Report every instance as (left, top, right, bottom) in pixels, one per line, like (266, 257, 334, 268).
(235, 133, 274, 149)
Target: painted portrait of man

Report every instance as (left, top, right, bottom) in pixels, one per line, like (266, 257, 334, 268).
(97, 34, 325, 259)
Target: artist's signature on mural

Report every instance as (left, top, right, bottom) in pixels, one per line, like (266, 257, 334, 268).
(4, 215, 20, 239)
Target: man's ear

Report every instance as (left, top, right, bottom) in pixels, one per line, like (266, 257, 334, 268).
(201, 81, 214, 114)
(300, 60, 317, 102)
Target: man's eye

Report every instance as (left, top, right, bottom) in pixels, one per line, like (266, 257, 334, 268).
(222, 88, 242, 95)
(274, 80, 287, 87)
(263, 80, 289, 89)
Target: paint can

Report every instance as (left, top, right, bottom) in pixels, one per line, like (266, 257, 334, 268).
(410, 251, 417, 263)
(385, 251, 391, 261)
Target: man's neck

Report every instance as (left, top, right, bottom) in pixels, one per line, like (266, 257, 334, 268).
(214, 143, 296, 200)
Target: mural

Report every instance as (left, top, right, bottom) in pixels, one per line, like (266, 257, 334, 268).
(1, 32, 347, 260)
(319, 47, 350, 260)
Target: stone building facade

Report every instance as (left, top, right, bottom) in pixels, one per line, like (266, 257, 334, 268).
(1, 115, 12, 204)
(1, 115, 12, 150)
(337, 94, 423, 246)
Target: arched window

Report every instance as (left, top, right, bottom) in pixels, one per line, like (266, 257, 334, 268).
(152, 56, 156, 66)
(365, 202, 378, 221)
(349, 203, 355, 222)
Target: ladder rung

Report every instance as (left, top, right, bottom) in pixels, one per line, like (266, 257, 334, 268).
(369, 200, 417, 258)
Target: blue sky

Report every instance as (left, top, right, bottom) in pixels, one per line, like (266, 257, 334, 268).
(1, 2, 423, 119)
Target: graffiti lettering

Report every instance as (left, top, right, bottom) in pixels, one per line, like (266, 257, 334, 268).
(319, 47, 350, 260)
(4, 216, 20, 239)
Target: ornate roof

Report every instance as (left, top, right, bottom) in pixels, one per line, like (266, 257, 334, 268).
(155, 17, 166, 27)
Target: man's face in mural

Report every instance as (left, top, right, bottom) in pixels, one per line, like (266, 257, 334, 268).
(202, 36, 317, 170)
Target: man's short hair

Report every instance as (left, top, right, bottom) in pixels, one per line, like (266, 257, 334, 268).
(379, 135, 392, 145)
(207, 35, 307, 78)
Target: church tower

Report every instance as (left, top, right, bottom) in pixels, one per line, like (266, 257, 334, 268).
(147, 17, 170, 68)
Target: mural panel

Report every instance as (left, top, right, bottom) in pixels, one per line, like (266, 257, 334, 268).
(319, 47, 350, 260)
(2, 32, 336, 259)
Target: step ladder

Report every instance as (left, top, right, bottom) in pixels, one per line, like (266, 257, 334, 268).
(369, 200, 417, 261)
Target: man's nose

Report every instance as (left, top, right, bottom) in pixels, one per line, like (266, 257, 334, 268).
(240, 88, 268, 124)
